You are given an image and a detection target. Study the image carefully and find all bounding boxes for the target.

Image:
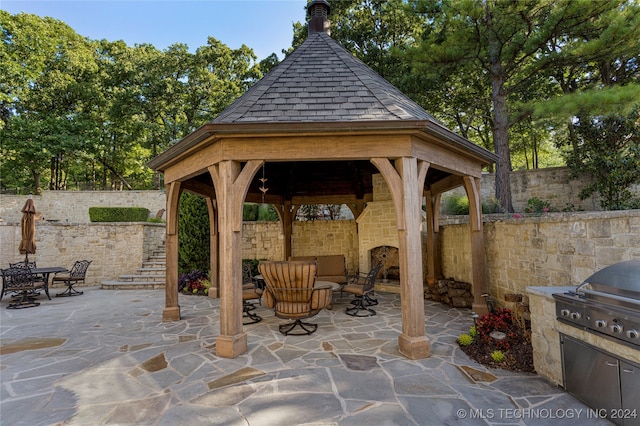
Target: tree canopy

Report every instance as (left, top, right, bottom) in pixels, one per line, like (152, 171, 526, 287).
(2, 3, 639, 211)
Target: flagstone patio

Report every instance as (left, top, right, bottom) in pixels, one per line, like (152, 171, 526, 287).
(0, 289, 608, 425)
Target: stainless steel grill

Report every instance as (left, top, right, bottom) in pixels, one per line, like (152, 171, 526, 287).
(553, 260, 640, 347)
(554, 260, 640, 425)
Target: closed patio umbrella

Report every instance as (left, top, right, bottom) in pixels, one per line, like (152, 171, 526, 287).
(18, 196, 37, 262)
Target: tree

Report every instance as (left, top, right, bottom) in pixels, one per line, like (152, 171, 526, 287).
(409, 0, 640, 212)
(566, 112, 640, 210)
(0, 12, 97, 193)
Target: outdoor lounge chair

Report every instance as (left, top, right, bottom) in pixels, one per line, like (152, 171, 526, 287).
(342, 262, 384, 317)
(258, 260, 332, 335)
(242, 262, 263, 324)
(52, 260, 91, 297)
(1, 266, 44, 309)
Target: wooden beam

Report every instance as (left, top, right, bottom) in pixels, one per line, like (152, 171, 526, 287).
(163, 181, 182, 322)
(209, 161, 248, 358)
(464, 176, 488, 315)
(394, 157, 430, 359)
(206, 197, 219, 299)
(371, 157, 405, 230)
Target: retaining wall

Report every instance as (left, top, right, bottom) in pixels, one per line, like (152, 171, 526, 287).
(0, 190, 166, 223)
(0, 222, 165, 286)
(440, 210, 640, 303)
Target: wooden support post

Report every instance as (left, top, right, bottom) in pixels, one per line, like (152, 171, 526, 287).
(424, 190, 442, 285)
(206, 197, 219, 298)
(209, 160, 262, 358)
(163, 181, 181, 322)
(283, 200, 293, 260)
(372, 157, 431, 359)
(464, 176, 488, 315)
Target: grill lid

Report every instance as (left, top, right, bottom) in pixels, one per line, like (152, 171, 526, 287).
(582, 259, 640, 298)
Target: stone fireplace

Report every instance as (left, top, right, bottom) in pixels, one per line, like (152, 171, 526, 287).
(370, 245, 399, 281)
(356, 175, 399, 274)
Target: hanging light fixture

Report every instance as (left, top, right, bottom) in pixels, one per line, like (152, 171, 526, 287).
(259, 163, 269, 204)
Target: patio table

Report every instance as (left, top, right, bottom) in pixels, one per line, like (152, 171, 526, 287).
(32, 267, 68, 297)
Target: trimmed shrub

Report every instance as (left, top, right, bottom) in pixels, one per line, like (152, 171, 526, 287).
(89, 207, 149, 222)
(243, 203, 259, 221)
(178, 192, 210, 274)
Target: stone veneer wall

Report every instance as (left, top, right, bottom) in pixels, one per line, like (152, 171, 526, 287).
(357, 174, 400, 273)
(0, 191, 166, 223)
(291, 220, 359, 274)
(0, 222, 165, 286)
(440, 210, 640, 302)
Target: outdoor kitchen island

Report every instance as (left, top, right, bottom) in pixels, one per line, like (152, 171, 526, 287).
(528, 282, 640, 426)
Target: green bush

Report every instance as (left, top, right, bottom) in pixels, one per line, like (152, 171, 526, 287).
(258, 204, 279, 221)
(178, 192, 210, 274)
(243, 203, 259, 221)
(490, 350, 506, 363)
(441, 194, 503, 215)
(441, 194, 469, 215)
(243, 203, 279, 221)
(524, 197, 552, 214)
(88, 207, 149, 222)
(457, 333, 473, 346)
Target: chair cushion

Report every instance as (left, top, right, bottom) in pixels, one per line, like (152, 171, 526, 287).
(316, 255, 347, 284)
(342, 283, 365, 296)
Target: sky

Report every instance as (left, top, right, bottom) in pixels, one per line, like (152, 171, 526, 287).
(1, 0, 309, 60)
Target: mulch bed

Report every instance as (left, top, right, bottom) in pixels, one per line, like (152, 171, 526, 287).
(459, 322, 536, 373)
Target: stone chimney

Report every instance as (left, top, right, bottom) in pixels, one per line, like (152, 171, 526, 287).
(307, 0, 331, 36)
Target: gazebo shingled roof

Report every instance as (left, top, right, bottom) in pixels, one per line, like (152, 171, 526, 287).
(149, 0, 497, 360)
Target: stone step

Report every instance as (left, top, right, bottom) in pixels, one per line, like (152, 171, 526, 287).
(101, 280, 165, 290)
(142, 262, 166, 269)
(137, 267, 166, 275)
(100, 243, 166, 291)
(117, 274, 165, 283)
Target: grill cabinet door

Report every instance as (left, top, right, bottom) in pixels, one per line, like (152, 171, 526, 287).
(620, 361, 640, 426)
(561, 335, 621, 413)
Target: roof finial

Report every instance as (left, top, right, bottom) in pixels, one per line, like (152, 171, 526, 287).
(307, 0, 331, 36)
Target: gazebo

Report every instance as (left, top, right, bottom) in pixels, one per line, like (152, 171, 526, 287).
(148, 0, 498, 360)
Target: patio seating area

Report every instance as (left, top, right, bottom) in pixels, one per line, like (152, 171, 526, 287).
(0, 288, 604, 425)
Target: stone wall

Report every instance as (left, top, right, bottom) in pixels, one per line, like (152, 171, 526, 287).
(357, 174, 400, 273)
(0, 222, 165, 286)
(446, 166, 640, 212)
(440, 210, 640, 304)
(0, 191, 166, 223)
(242, 220, 359, 274)
(292, 220, 359, 274)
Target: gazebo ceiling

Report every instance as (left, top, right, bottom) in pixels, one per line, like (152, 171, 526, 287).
(183, 158, 455, 204)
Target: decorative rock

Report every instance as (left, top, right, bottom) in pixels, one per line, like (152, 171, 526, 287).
(490, 331, 506, 340)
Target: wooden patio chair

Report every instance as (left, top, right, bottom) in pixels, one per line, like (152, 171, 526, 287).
(258, 260, 332, 335)
(242, 262, 263, 324)
(1, 266, 44, 309)
(52, 260, 91, 297)
(342, 262, 384, 317)
(5, 261, 50, 300)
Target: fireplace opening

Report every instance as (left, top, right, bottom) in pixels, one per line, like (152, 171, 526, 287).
(370, 246, 399, 282)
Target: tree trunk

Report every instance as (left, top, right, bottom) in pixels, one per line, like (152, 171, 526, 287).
(490, 70, 514, 212)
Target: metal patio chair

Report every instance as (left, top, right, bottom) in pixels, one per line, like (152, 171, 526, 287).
(52, 260, 91, 297)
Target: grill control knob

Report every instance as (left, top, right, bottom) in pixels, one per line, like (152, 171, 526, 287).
(595, 319, 607, 328)
(611, 324, 623, 333)
(561, 309, 571, 317)
(626, 329, 639, 339)
(570, 312, 581, 320)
